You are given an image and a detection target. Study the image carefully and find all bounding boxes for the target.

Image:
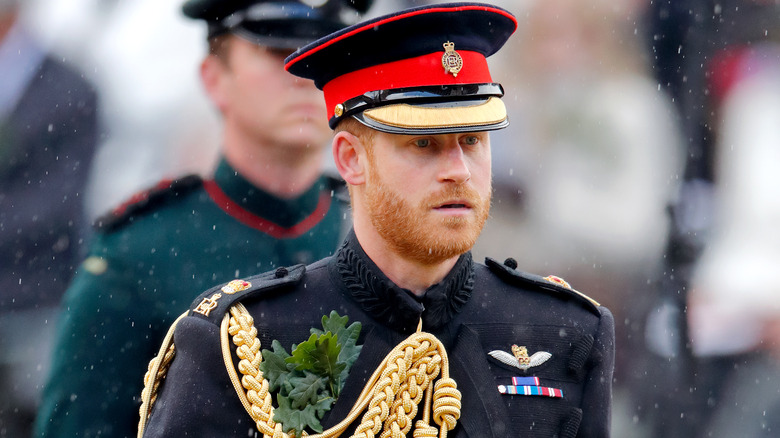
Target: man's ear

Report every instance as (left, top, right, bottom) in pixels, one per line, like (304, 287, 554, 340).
(333, 130, 367, 186)
(200, 55, 229, 113)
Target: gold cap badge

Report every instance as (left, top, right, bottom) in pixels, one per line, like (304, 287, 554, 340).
(441, 41, 463, 77)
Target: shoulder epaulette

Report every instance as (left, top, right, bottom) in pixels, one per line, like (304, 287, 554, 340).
(94, 175, 203, 232)
(485, 257, 601, 315)
(189, 265, 306, 324)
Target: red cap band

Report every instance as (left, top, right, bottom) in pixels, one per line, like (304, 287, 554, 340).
(322, 50, 492, 120)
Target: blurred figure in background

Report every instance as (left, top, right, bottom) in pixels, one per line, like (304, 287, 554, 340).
(0, 0, 100, 435)
(34, 0, 369, 436)
(685, 43, 780, 438)
(635, 2, 780, 436)
(473, 0, 684, 402)
(21, 0, 222, 220)
(82, 0, 222, 220)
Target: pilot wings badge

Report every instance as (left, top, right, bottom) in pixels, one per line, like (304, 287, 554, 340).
(488, 345, 552, 371)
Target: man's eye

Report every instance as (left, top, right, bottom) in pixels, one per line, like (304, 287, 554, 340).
(463, 136, 479, 145)
(414, 138, 431, 148)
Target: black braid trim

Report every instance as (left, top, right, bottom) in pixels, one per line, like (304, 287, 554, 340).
(335, 237, 474, 332)
(567, 334, 595, 379)
(559, 408, 583, 438)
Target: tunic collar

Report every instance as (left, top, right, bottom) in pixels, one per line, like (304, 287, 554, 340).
(334, 230, 474, 333)
(212, 157, 328, 228)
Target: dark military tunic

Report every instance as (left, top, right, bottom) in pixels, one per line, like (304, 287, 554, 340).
(142, 231, 614, 437)
(35, 158, 348, 438)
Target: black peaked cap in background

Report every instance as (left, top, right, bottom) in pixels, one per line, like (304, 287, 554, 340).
(182, 0, 373, 49)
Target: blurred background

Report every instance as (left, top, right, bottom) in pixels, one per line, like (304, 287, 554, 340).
(2, 0, 780, 436)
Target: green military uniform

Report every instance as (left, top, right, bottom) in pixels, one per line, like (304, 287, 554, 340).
(34, 158, 348, 437)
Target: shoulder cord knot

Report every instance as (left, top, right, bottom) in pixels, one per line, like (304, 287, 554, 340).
(222, 304, 462, 438)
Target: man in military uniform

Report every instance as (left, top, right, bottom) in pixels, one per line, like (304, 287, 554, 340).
(138, 3, 615, 437)
(34, 1, 370, 437)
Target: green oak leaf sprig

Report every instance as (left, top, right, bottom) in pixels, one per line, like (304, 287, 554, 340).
(259, 311, 362, 436)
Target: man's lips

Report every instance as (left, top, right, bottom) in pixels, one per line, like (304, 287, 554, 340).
(433, 200, 472, 210)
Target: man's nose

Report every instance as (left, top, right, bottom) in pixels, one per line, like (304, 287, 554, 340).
(438, 144, 471, 184)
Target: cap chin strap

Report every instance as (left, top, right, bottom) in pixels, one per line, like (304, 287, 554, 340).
(328, 83, 504, 129)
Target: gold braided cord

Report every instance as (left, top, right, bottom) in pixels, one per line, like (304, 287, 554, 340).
(221, 304, 278, 431)
(137, 311, 189, 438)
(221, 304, 462, 438)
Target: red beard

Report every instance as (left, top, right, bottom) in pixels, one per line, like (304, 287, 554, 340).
(365, 165, 491, 266)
